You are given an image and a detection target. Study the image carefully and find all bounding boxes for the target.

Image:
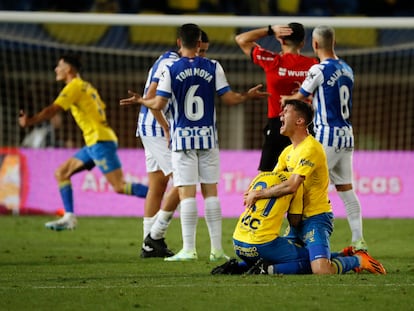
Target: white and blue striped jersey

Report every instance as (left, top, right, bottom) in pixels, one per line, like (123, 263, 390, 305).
(156, 56, 231, 151)
(299, 58, 355, 148)
(136, 50, 180, 137)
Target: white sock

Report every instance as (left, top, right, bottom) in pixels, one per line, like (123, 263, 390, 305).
(337, 189, 364, 242)
(179, 198, 198, 252)
(143, 216, 156, 243)
(204, 196, 223, 252)
(150, 210, 174, 240)
(63, 212, 74, 220)
(268, 265, 275, 274)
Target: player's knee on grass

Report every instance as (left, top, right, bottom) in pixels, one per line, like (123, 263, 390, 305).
(311, 258, 337, 275)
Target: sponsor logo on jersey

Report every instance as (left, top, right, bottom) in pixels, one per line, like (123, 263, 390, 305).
(177, 126, 213, 138)
(279, 67, 309, 77)
(256, 55, 274, 61)
(299, 158, 315, 168)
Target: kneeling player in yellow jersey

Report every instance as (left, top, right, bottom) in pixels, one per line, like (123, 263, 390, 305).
(213, 100, 386, 275)
(212, 171, 312, 275)
(19, 54, 148, 231)
(240, 100, 385, 275)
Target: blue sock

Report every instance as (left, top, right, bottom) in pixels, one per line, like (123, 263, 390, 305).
(238, 261, 249, 273)
(59, 181, 74, 213)
(332, 256, 360, 274)
(125, 183, 148, 198)
(271, 260, 312, 274)
(331, 251, 342, 258)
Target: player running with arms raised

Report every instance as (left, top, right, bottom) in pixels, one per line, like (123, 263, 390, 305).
(19, 54, 148, 231)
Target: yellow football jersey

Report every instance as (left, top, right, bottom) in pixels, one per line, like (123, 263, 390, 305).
(274, 135, 332, 217)
(54, 77, 117, 146)
(233, 171, 304, 244)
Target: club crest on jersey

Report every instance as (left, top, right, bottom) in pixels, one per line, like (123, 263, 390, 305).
(306, 71, 316, 82)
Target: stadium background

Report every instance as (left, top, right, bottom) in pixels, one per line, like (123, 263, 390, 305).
(0, 1, 413, 150)
(0, 2, 413, 216)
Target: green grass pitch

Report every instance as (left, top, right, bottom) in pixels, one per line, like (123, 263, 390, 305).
(0, 216, 413, 311)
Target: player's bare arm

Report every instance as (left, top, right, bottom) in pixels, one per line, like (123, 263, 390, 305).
(287, 213, 302, 228)
(245, 84, 271, 100)
(243, 174, 305, 208)
(235, 25, 293, 56)
(137, 95, 168, 111)
(143, 82, 171, 140)
(119, 90, 142, 106)
(120, 87, 170, 143)
(18, 103, 62, 128)
(152, 109, 171, 146)
(281, 92, 308, 107)
(235, 29, 261, 56)
(220, 84, 270, 106)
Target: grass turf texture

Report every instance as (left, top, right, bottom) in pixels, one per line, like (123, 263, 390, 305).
(0, 216, 413, 311)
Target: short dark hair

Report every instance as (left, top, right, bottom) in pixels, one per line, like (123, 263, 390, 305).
(60, 53, 82, 72)
(285, 99, 314, 126)
(282, 22, 305, 45)
(201, 30, 209, 43)
(177, 23, 201, 49)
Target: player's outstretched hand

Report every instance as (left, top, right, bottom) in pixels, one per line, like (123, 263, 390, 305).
(246, 84, 271, 100)
(18, 110, 28, 128)
(120, 90, 142, 106)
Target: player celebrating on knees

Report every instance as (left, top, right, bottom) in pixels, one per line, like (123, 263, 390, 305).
(244, 100, 385, 275)
(131, 23, 269, 261)
(282, 25, 367, 251)
(212, 171, 312, 275)
(212, 169, 383, 276)
(18, 54, 148, 231)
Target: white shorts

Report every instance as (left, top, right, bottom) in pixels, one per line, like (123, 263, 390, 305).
(324, 146, 354, 185)
(140, 136, 172, 175)
(172, 148, 220, 187)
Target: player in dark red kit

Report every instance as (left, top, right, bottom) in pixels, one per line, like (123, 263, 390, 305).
(236, 23, 317, 171)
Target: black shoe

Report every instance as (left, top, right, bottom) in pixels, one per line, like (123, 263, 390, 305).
(140, 242, 168, 258)
(246, 258, 269, 275)
(140, 246, 158, 258)
(211, 258, 246, 275)
(142, 234, 174, 258)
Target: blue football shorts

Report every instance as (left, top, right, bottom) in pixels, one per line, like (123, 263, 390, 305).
(299, 212, 334, 261)
(74, 141, 121, 174)
(233, 236, 309, 267)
